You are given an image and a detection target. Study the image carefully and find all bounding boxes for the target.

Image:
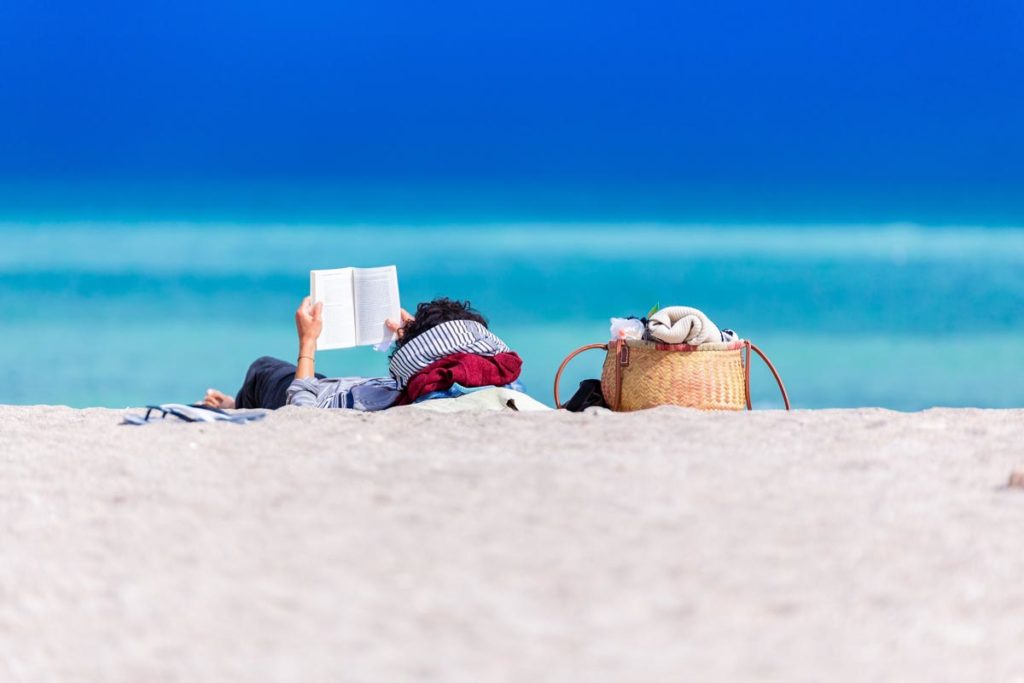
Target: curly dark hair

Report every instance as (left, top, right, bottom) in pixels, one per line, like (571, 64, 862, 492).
(394, 298, 488, 349)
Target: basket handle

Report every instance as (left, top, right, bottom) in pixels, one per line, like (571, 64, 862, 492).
(744, 341, 791, 410)
(553, 343, 609, 409)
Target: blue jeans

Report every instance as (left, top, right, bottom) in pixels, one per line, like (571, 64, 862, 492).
(235, 356, 324, 410)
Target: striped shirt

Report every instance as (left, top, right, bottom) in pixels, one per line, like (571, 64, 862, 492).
(389, 320, 510, 388)
(286, 376, 400, 410)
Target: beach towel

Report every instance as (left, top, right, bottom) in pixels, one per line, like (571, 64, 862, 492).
(409, 387, 550, 413)
(123, 403, 267, 425)
(647, 306, 724, 345)
(411, 380, 526, 403)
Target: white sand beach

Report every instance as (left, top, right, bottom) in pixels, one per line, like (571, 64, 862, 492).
(1, 404, 1023, 682)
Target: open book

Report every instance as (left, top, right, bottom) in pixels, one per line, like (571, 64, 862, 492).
(310, 265, 401, 350)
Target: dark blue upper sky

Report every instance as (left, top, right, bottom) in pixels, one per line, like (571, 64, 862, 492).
(1, 0, 1022, 216)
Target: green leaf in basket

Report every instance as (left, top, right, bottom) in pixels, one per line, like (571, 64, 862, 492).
(647, 302, 660, 317)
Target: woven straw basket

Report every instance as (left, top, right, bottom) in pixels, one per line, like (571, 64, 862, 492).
(554, 339, 790, 411)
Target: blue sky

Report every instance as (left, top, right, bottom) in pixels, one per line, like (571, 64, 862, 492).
(1, 0, 1022, 217)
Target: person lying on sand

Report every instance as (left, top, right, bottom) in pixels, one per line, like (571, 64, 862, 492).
(202, 297, 522, 411)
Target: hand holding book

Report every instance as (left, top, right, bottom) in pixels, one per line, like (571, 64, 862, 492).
(295, 296, 324, 344)
(385, 308, 416, 340)
(294, 296, 324, 379)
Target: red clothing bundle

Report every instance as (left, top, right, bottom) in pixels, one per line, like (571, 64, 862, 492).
(398, 352, 523, 405)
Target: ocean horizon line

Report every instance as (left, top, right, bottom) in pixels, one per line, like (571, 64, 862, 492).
(4, 218, 1024, 232)
(3, 177, 1024, 226)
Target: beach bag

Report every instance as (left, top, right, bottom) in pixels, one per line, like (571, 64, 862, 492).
(553, 339, 790, 411)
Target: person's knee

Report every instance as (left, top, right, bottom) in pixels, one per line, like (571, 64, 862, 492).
(250, 355, 290, 371)
(243, 356, 281, 381)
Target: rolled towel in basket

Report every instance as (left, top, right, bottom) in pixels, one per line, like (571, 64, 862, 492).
(647, 306, 724, 345)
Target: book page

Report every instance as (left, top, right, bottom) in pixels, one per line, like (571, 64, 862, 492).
(353, 265, 401, 347)
(310, 268, 356, 350)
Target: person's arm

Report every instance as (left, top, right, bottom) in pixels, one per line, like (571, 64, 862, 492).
(295, 296, 323, 379)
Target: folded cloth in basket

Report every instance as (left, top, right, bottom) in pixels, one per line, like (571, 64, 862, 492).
(647, 306, 730, 345)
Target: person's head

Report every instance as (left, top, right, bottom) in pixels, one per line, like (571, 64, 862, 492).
(395, 298, 488, 349)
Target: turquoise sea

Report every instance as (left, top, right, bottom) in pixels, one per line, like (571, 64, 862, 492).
(2, 215, 1022, 409)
